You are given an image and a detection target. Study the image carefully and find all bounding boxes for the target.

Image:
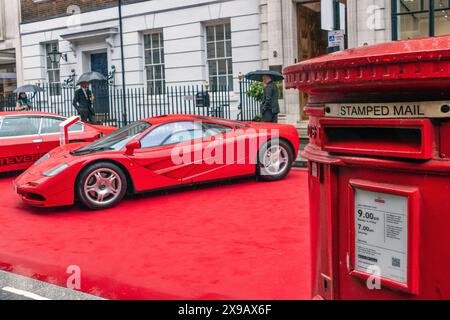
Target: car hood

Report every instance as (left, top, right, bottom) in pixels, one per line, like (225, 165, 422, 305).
(25, 143, 88, 176)
(50, 142, 88, 158)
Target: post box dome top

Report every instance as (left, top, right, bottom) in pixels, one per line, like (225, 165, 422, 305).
(284, 35, 450, 103)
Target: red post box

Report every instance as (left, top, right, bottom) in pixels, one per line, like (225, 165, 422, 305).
(284, 36, 450, 300)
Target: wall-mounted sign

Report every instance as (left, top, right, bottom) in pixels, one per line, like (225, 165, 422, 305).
(328, 30, 345, 51)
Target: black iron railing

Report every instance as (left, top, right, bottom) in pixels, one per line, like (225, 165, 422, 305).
(238, 78, 261, 121)
(0, 95, 17, 111)
(0, 83, 231, 128)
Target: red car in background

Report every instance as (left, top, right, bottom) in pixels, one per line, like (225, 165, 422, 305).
(15, 115, 299, 210)
(0, 112, 116, 173)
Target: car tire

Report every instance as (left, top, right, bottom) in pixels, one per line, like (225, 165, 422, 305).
(76, 162, 127, 210)
(257, 139, 294, 182)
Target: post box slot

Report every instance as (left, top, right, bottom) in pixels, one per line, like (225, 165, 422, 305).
(325, 127, 422, 151)
(320, 119, 433, 160)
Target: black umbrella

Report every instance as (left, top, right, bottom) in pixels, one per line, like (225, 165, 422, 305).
(245, 70, 284, 82)
(76, 71, 107, 85)
(14, 84, 44, 94)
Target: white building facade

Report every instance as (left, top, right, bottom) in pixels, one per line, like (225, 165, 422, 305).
(20, 0, 262, 119)
(0, 0, 23, 96)
(18, 0, 450, 125)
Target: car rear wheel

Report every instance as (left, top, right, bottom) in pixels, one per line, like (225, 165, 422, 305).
(257, 140, 294, 182)
(76, 162, 127, 210)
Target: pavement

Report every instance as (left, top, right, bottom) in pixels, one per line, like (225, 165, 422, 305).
(0, 270, 102, 300)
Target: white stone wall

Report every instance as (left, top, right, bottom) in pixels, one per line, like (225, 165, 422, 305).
(18, 0, 398, 125)
(20, 0, 261, 92)
(347, 0, 392, 48)
(0, 0, 23, 86)
(19, 0, 263, 119)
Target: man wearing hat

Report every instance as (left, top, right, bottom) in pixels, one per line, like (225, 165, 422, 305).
(73, 81, 95, 124)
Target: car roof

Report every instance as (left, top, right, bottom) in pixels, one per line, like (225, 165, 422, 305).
(0, 111, 66, 118)
(141, 114, 245, 126)
(0, 112, 246, 127)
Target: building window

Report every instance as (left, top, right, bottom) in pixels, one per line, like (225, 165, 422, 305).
(45, 42, 61, 95)
(393, 0, 450, 40)
(0, 56, 17, 96)
(206, 23, 233, 91)
(435, 0, 450, 35)
(144, 32, 165, 94)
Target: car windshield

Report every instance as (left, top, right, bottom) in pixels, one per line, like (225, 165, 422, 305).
(74, 121, 151, 154)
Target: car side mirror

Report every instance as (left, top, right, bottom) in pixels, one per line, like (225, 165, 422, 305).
(125, 140, 141, 155)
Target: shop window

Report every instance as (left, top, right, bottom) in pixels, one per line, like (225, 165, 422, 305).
(393, 0, 450, 40)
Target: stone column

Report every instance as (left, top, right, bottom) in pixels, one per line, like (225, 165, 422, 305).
(347, 0, 392, 48)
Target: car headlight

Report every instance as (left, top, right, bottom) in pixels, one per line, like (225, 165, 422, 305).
(35, 153, 51, 166)
(42, 163, 70, 177)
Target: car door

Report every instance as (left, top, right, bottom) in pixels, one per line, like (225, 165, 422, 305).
(189, 122, 256, 183)
(127, 121, 205, 191)
(0, 116, 42, 172)
(38, 116, 85, 153)
(37, 116, 64, 153)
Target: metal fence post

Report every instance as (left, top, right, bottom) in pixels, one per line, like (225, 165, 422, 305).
(238, 72, 244, 121)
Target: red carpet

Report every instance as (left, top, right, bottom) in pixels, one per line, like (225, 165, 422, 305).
(0, 170, 310, 300)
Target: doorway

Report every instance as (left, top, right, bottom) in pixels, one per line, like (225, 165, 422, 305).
(297, 1, 328, 121)
(0, 49, 17, 111)
(90, 52, 109, 115)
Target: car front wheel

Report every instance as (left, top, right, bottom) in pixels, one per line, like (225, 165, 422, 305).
(257, 140, 294, 182)
(76, 162, 127, 210)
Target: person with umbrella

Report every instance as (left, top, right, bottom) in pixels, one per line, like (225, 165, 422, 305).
(14, 84, 44, 111)
(73, 81, 95, 123)
(72, 72, 106, 124)
(245, 70, 283, 123)
(15, 92, 33, 111)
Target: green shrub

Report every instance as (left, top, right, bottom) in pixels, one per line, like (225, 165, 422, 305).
(252, 115, 262, 122)
(246, 81, 283, 102)
(277, 81, 284, 100)
(246, 82, 265, 102)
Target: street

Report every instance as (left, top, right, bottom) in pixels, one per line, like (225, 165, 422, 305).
(0, 270, 102, 300)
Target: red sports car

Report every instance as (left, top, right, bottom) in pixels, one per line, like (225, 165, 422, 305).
(0, 112, 116, 173)
(15, 115, 299, 210)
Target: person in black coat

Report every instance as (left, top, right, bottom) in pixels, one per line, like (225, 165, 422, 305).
(73, 81, 95, 123)
(261, 75, 280, 123)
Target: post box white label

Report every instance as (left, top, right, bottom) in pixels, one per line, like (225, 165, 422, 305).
(354, 189, 408, 284)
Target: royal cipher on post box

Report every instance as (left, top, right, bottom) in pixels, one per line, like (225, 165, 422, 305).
(284, 36, 450, 300)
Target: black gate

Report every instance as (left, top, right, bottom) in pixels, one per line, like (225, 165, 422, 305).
(0, 83, 232, 128)
(0, 94, 16, 111)
(238, 79, 261, 121)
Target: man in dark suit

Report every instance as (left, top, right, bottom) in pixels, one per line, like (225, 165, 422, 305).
(73, 81, 95, 123)
(261, 75, 280, 123)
